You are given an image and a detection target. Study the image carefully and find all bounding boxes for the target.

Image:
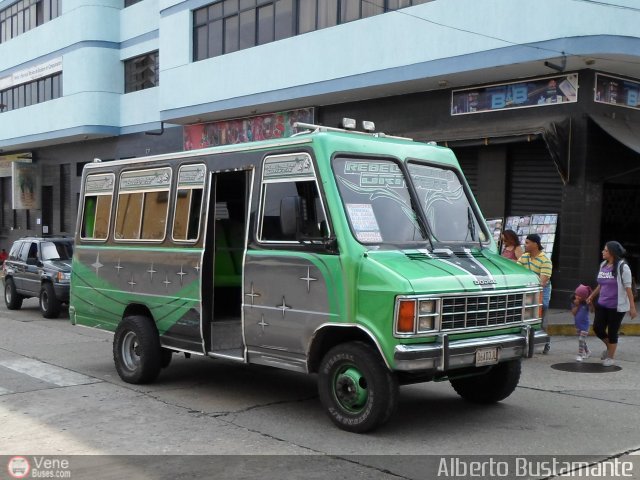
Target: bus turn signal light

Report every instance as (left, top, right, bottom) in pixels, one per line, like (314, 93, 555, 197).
(397, 300, 416, 333)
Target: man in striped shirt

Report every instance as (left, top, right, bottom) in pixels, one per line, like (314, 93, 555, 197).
(518, 233, 553, 353)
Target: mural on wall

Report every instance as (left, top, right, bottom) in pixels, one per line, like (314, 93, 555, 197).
(183, 108, 315, 150)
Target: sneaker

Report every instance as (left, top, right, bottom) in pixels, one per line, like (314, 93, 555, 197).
(576, 355, 583, 362)
(582, 351, 591, 360)
(601, 350, 608, 360)
(543, 343, 550, 354)
(602, 358, 615, 367)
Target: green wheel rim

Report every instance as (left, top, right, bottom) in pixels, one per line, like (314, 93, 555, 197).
(333, 365, 368, 413)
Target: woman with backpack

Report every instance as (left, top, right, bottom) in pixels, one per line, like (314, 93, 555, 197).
(587, 241, 637, 367)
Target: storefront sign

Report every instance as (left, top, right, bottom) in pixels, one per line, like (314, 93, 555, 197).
(0, 57, 63, 91)
(451, 74, 578, 115)
(594, 73, 640, 110)
(183, 108, 314, 150)
(12, 162, 40, 210)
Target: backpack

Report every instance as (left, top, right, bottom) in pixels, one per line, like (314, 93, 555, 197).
(618, 261, 638, 300)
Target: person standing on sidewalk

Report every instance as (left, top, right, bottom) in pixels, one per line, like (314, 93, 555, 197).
(587, 241, 638, 367)
(571, 284, 592, 362)
(518, 233, 552, 353)
(501, 229, 523, 261)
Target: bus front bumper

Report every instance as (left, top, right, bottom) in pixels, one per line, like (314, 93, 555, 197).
(393, 326, 549, 372)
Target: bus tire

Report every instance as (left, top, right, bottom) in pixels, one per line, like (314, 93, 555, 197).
(160, 348, 173, 369)
(4, 278, 23, 310)
(113, 316, 162, 384)
(450, 359, 521, 404)
(318, 341, 398, 433)
(40, 283, 61, 318)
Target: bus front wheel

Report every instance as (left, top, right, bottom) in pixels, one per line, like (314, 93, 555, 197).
(318, 341, 398, 433)
(450, 359, 522, 404)
(113, 316, 162, 384)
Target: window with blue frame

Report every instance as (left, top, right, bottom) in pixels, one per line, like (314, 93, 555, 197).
(0, 73, 62, 113)
(193, 0, 429, 61)
(0, 0, 61, 44)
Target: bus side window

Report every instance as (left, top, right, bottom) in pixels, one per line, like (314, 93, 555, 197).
(81, 174, 114, 240)
(114, 167, 171, 241)
(259, 180, 327, 242)
(173, 188, 203, 241)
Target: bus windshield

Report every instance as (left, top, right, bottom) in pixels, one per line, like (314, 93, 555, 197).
(406, 161, 487, 245)
(333, 157, 427, 246)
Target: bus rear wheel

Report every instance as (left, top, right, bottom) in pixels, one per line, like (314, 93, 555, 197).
(450, 359, 521, 404)
(318, 341, 398, 433)
(113, 316, 162, 384)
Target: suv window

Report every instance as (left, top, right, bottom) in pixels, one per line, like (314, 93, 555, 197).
(26, 243, 38, 262)
(9, 241, 23, 261)
(41, 242, 73, 261)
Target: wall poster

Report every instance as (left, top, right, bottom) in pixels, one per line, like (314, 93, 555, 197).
(485, 217, 504, 246)
(504, 214, 558, 258)
(451, 74, 578, 115)
(12, 162, 40, 210)
(594, 73, 640, 110)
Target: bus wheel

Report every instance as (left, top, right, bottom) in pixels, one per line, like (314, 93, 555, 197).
(450, 359, 522, 404)
(4, 278, 23, 310)
(39, 283, 61, 318)
(113, 316, 162, 384)
(318, 341, 398, 433)
(160, 348, 173, 369)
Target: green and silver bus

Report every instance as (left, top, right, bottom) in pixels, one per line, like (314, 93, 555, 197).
(70, 122, 548, 432)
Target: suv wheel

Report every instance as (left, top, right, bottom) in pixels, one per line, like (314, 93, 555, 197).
(40, 283, 61, 318)
(5, 278, 23, 310)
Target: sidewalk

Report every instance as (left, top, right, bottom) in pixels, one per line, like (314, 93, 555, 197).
(545, 308, 640, 336)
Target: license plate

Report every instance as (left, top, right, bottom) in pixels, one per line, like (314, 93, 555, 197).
(475, 347, 499, 366)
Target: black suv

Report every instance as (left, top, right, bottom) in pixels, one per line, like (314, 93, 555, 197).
(3, 237, 73, 318)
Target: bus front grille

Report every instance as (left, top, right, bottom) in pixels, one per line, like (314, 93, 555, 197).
(440, 293, 524, 330)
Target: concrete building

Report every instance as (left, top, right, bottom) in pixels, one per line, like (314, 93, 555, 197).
(1, 0, 639, 305)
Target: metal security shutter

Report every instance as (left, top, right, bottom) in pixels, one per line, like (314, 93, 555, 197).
(454, 147, 478, 196)
(507, 140, 562, 215)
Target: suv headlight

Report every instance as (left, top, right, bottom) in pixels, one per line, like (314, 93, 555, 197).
(56, 271, 71, 282)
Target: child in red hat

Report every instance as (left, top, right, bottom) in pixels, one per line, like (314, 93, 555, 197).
(571, 284, 593, 362)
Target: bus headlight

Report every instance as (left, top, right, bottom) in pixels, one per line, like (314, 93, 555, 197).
(524, 291, 540, 306)
(419, 300, 436, 314)
(396, 297, 440, 335)
(417, 316, 435, 332)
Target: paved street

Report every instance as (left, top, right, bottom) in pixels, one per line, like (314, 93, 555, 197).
(1, 300, 640, 479)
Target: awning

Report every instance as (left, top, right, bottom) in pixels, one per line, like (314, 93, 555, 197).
(405, 116, 571, 185)
(590, 114, 640, 155)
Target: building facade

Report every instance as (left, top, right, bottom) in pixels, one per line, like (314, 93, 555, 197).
(1, 0, 639, 305)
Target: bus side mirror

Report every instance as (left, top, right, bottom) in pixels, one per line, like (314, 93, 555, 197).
(280, 196, 302, 237)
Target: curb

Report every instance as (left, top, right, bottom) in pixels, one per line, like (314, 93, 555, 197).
(546, 324, 640, 336)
